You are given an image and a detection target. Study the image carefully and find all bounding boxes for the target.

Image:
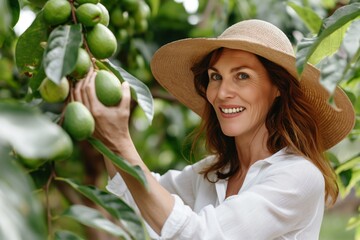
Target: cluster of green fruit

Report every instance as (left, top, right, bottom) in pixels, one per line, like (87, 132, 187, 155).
(102, 0, 150, 42)
(38, 0, 123, 142)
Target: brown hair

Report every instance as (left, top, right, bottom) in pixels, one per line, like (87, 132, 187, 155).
(191, 48, 338, 206)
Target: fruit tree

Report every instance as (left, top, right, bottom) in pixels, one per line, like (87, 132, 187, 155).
(1, 0, 360, 239)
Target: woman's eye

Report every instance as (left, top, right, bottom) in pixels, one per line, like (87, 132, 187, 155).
(237, 73, 249, 80)
(209, 73, 222, 81)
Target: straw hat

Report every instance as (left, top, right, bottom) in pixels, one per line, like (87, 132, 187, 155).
(150, 19, 355, 150)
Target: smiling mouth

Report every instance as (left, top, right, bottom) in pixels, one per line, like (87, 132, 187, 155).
(220, 107, 246, 114)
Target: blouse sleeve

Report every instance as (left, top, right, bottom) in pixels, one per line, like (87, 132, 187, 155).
(159, 160, 325, 240)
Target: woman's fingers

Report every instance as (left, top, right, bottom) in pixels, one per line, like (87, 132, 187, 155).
(73, 67, 94, 104)
(83, 71, 98, 111)
(119, 81, 131, 113)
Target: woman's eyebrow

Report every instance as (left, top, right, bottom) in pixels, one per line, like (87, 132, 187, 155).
(208, 66, 248, 73)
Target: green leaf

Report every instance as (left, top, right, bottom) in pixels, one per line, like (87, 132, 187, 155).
(58, 178, 149, 240)
(29, 63, 46, 94)
(0, 144, 47, 240)
(335, 156, 360, 174)
(8, 0, 20, 27)
(0, 101, 73, 163)
(54, 230, 84, 240)
(43, 24, 82, 84)
(15, 11, 48, 74)
(296, 2, 360, 76)
(87, 137, 148, 189)
(101, 60, 154, 123)
(342, 169, 360, 196)
(347, 214, 360, 230)
(62, 205, 131, 239)
(287, 1, 322, 34)
(308, 22, 350, 64)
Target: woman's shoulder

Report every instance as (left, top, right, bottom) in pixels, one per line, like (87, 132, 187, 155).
(266, 149, 325, 188)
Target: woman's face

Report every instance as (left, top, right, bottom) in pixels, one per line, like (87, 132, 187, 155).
(206, 49, 279, 140)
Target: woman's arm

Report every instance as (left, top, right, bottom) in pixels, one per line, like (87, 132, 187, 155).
(74, 71, 174, 234)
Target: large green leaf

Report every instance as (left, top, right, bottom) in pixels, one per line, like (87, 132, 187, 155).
(100, 60, 154, 124)
(0, 144, 47, 240)
(62, 205, 131, 239)
(287, 1, 322, 34)
(0, 101, 73, 164)
(87, 137, 148, 189)
(43, 24, 83, 84)
(15, 11, 48, 74)
(58, 178, 149, 240)
(296, 2, 360, 76)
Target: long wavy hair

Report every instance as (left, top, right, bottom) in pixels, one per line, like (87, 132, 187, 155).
(191, 48, 338, 206)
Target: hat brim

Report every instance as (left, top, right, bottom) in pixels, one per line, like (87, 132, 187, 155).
(150, 38, 355, 149)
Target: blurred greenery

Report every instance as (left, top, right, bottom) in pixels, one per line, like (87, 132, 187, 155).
(1, 0, 360, 239)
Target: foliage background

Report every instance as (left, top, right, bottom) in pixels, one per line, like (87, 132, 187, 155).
(1, 0, 360, 239)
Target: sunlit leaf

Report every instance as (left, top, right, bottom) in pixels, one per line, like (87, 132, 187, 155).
(43, 24, 82, 84)
(347, 215, 360, 230)
(87, 137, 148, 189)
(308, 22, 350, 65)
(58, 178, 149, 240)
(62, 205, 131, 239)
(296, 3, 360, 76)
(15, 11, 48, 74)
(99, 60, 154, 124)
(0, 102, 73, 162)
(287, 1, 322, 34)
(335, 156, 360, 174)
(0, 144, 47, 240)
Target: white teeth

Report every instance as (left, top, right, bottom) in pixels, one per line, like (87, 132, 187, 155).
(221, 107, 245, 114)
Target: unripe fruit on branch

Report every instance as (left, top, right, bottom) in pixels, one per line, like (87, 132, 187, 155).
(95, 70, 122, 106)
(76, 3, 102, 27)
(63, 102, 95, 141)
(70, 48, 92, 80)
(39, 77, 69, 103)
(43, 0, 71, 26)
(97, 3, 110, 26)
(86, 24, 117, 59)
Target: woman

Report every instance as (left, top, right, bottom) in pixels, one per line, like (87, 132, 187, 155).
(75, 19, 355, 239)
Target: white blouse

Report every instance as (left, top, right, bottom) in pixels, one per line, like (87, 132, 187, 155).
(106, 148, 325, 240)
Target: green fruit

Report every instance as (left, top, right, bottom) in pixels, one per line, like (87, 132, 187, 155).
(75, 0, 99, 4)
(95, 70, 122, 106)
(43, 0, 71, 26)
(110, 8, 128, 27)
(63, 102, 95, 141)
(70, 48, 92, 79)
(97, 3, 110, 26)
(86, 24, 117, 59)
(39, 77, 69, 103)
(76, 3, 102, 27)
(134, 2, 151, 22)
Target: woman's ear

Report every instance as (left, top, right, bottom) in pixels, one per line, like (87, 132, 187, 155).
(275, 88, 280, 98)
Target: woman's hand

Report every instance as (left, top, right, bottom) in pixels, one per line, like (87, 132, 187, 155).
(73, 69, 132, 153)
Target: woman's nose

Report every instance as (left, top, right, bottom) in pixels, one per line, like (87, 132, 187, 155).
(217, 79, 235, 99)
